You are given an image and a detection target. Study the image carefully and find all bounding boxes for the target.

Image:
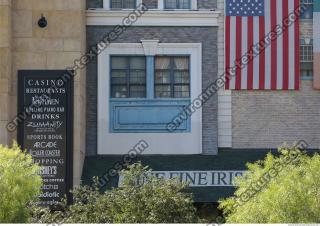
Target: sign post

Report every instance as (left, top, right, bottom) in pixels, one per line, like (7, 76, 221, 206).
(17, 70, 73, 207)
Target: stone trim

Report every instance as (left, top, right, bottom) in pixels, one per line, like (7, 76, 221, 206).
(86, 9, 221, 26)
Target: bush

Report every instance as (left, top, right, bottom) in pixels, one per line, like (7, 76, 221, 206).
(30, 163, 200, 223)
(219, 144, 320, 223)
(0, 142, 42, 223)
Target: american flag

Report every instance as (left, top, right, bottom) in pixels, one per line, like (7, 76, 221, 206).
(225, 0, 300, 90)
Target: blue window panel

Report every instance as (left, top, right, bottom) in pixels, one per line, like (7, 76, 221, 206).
(110, 99, 191, 133)
(146, 56, 154, 99)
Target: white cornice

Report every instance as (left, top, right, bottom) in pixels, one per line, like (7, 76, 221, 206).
(86, 10, 221, 26)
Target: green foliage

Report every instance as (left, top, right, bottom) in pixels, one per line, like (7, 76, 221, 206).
(30, 163, 200, 223)
(0, 142, 42, 223)
(219, 145, 320, 223)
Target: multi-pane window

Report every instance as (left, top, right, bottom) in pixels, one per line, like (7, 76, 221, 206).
(164, 0, 191, 9)
(155, 56, 190, 98)
(111, 56, 146, 98)
(300, 39, 313, 78)
(111, 0, 136, 9)
(300, 0, 313, 19)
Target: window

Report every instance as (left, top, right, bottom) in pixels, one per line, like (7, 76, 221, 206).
(300, 39, 313, 78)
(300, 0, 313, 19)
(164, 0, 191, 9)
(155, 56, 190, 98)
(111, 0, 136, 9)
(111, 56, 146, 98)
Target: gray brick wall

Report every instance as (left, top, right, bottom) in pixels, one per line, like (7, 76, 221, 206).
(86, 26, 218, 156)
(143, 0, 157, 9)
(232, 81, 320, 149)
(198, 0, 217, 9)
(87, 0, 103, 8)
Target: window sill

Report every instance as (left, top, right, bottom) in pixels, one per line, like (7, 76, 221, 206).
(109, 98, 191, 133)
(300, 76, 313, 80)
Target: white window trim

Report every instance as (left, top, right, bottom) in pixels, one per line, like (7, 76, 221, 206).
(98, 42, 202, 155)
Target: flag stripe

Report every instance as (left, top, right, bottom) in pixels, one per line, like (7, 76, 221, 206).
(247, 16, 254, 90)
(230, 17, 236, 89)
(225, 16, 230, 90)
(288, 0, 295, 89)
(282, 0, 289, 90)
(264, 0, 271, 89)
(253, 17, 260, 89)
(259, 16, 265, 90)
(270, 0, 277, 90)
(235, 16, 242, 90)
(277, 0, 283, 89)
(294, 0, 300, 90)
(241, 17, 248, 89)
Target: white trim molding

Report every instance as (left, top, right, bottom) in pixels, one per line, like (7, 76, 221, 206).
(98, 42, 202, 155)
(86, 10, 221, 26)
(141, 39, 159, 56)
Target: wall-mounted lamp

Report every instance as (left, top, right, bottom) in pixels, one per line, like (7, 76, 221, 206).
(38, 14, 47, 28)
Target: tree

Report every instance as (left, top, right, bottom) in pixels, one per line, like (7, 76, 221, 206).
(0, 142, 42, 223)
(219, 144, 320, 223)
(30, 163, 200, 223)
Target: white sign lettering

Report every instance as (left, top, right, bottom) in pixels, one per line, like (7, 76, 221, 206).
(119, 170, 246, 187)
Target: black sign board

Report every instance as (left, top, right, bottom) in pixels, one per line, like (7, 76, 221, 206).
(17, 70, 73, 207)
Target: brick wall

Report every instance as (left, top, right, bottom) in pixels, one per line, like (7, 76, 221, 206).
(86, 26, 219, 155)
(232, 81, 320, 149)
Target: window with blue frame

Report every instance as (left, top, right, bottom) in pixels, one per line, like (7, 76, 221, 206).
(300, 0, 313, 19)
(164, 0, 191, 9)
(111, 0, 136, 9)
(300, 39, 313, 79)
(110, 54, 191, 133)
(155, 56, 190, 98)
(110, 56, 146, 98)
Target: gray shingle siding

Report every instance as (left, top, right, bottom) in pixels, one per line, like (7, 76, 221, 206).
(86, 26, 219, 156)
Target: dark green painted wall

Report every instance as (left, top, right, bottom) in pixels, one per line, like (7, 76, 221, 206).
(82, 149, 277, 202)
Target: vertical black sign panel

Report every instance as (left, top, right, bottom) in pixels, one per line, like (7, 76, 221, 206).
(17, 70, 73, 207)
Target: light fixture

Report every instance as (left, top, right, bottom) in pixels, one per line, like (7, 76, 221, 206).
(38, 14, 47, 28)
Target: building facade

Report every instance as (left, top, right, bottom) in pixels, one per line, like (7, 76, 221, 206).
(0, 0, 319, 204)
(82, 0, 320, 202)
